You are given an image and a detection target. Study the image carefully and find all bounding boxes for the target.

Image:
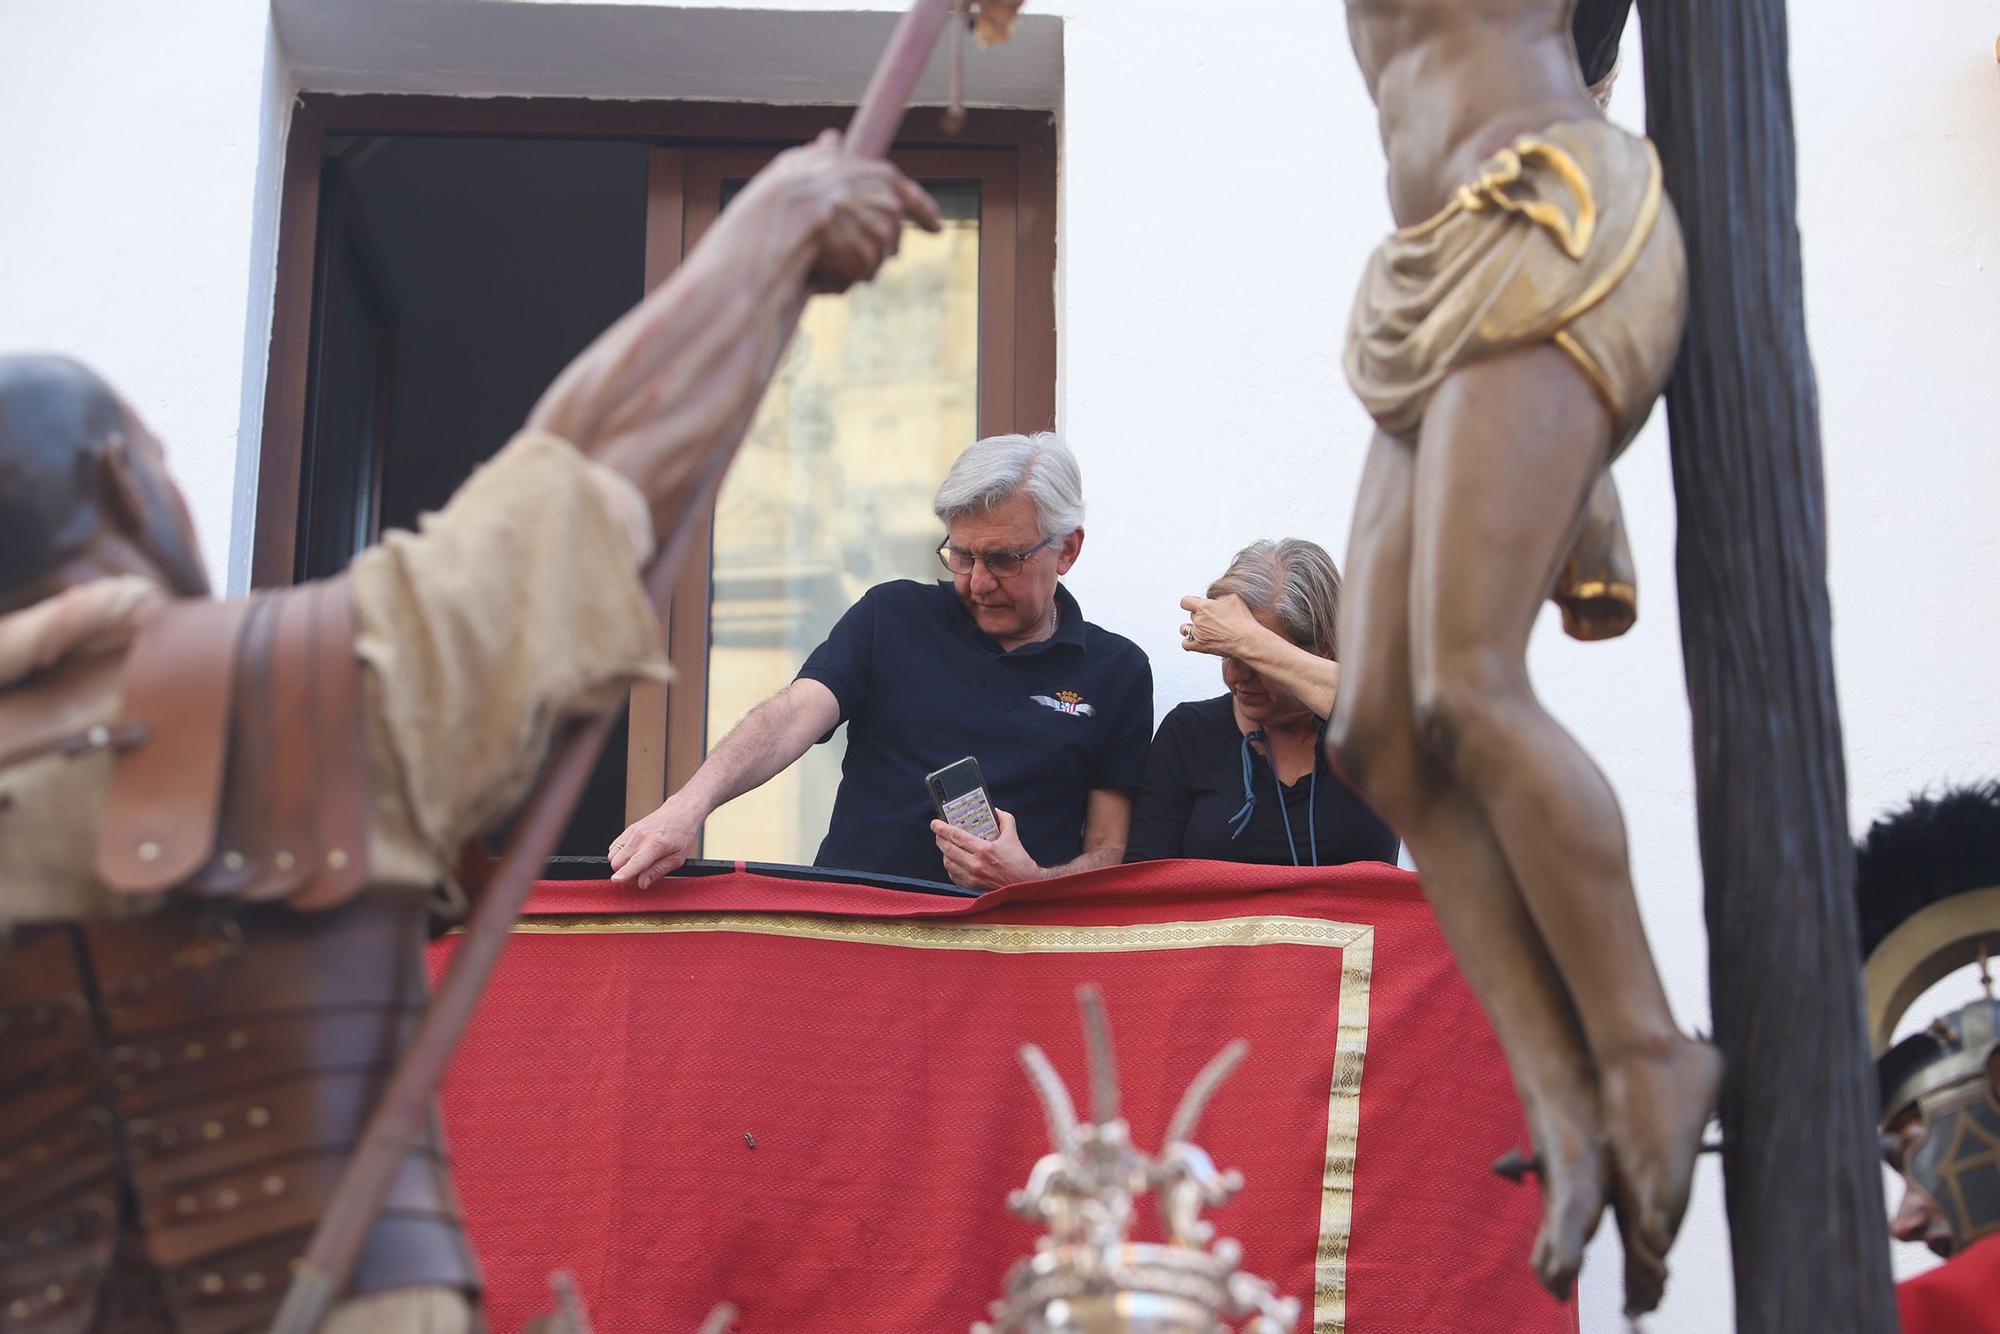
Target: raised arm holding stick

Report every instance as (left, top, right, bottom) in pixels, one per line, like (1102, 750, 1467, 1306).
(0, 7, 988, 1334)
(274, 8, 982, 1325)
(272, 128, 940, 1334)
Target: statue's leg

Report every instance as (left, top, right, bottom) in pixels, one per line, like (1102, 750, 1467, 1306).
(1330, 428, 1606, 1297)
(1405, 345, 1721, 1313)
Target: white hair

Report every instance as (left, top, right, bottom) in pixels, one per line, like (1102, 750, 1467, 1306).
(931, 431, 1085, 539)
(1208, 538, 1343, 660)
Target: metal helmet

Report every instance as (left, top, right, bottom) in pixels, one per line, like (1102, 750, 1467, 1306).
(1857, 782, 2000, 1254)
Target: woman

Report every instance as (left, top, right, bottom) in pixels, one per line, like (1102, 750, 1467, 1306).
(1127, 539, 1396, 866)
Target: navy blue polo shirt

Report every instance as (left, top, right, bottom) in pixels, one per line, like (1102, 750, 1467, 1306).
(797, 579, 1154, 883)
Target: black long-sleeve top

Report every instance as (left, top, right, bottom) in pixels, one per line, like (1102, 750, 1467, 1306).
(1125, 695, 1398, 867)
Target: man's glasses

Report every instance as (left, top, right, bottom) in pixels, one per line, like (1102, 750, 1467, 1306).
(937, 535, 1056, 579)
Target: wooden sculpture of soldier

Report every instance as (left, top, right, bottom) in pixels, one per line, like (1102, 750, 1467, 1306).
(1852, 783, 2000, 1334)
(1327, 0, 1720, 1314)
(0, 134, 937, 1332)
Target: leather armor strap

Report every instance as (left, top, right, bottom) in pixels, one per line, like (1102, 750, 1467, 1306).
(0, 926, 120, 1333)
(140, 1145, 457, 1269)
(161, 1213, 476, 1334)
(95, 582, 372, 910)
(94, 599, 249, 893)
(0, 651, 135, 780)
(292, 583, 371, 910)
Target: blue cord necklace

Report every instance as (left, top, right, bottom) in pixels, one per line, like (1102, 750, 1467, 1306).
(1227, 725, 1320, 868)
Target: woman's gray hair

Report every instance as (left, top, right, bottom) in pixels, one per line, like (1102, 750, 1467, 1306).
(1207, 538, 1343, 660)
(932, 431, 1085, 538)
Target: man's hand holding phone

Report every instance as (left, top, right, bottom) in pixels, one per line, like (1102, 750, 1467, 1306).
(931, 808, 1040, 890)
(926, 755, 1041, 889)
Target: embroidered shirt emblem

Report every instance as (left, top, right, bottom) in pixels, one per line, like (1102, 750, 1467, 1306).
(1031, 690, 1096, 717)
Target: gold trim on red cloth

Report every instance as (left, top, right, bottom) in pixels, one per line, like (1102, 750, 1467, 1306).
(504, 912, 1374, 1334)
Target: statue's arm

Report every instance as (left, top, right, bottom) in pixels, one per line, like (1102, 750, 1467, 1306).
(527, 131, 939, 542)
(346, 134, 935, 868)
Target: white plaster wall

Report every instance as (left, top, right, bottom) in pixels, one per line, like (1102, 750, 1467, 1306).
(5, 1, 2000, 1329)
(275, 0, 1063, 106)
(0, 0, 293, 594)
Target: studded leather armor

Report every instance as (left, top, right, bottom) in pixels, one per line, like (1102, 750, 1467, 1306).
(0, 896, 477, 1332)
(0, 583, 480, 1331)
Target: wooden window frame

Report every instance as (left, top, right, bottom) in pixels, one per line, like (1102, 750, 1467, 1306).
(253, 94, 1057, 831)
(291, 163, 398, 581)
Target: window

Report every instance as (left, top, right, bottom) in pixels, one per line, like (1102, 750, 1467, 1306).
(258, 98, 1056, 868)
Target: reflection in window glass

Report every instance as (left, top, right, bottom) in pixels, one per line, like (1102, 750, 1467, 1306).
(703, 182, 981, 865)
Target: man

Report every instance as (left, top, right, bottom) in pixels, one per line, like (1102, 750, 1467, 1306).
(1326, 0, 1719, 1314)
(0, 132, 936, 1331)
(1854, 783, 2000, 1334)
(609, 431, 1153, 890)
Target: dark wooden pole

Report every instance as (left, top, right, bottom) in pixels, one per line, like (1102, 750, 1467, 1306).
(1636, 2, 1898, 1328)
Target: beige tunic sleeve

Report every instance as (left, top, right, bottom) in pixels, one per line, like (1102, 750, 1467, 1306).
(347, 430, 668, 889)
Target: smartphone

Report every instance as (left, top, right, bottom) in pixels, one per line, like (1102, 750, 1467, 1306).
(926, 756, 1000, 842)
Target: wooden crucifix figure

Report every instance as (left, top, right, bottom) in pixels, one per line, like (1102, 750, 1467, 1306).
(1329, 0, 1901, 1328)
(1328, 0, 1717, 1315)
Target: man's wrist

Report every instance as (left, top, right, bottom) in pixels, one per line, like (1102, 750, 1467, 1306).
(663, 789, 713, 831)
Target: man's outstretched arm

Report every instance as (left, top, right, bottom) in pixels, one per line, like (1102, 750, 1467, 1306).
(608, 678, 842, 886)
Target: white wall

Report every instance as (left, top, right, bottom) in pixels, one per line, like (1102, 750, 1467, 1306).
(0, 0, 292, 595)
(5, 1, 1999, 1328)
(274, 0, 1063, 107)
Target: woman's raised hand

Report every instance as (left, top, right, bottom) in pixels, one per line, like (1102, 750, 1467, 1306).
(1178, 592, 1263, 659)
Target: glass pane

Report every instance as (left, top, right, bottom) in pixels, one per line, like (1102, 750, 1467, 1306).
(703, 180, 981, 864)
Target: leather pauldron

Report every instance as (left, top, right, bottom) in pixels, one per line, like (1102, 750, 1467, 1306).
(96, 580, 373, 910)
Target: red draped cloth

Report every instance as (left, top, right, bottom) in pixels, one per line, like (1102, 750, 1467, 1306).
(430, 861, 1577, 1333)
(1898, 1237, 2000, 1334)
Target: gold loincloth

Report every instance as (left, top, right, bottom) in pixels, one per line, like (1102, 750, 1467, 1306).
(1345, 118, 1686, 641)
(1344, 116, 1686, 456)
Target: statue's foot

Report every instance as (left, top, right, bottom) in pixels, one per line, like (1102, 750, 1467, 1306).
(1600, 1035, 1723, 1315)
(1521, 1095, 1608, 1299)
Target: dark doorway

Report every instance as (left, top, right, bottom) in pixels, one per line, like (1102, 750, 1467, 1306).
(294, 133, 649, 861)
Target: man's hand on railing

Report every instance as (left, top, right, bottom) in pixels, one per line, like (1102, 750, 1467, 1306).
(610, 795, 703, 888)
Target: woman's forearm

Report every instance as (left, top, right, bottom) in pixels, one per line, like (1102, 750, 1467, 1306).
(1234, 625, 1339, 718)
